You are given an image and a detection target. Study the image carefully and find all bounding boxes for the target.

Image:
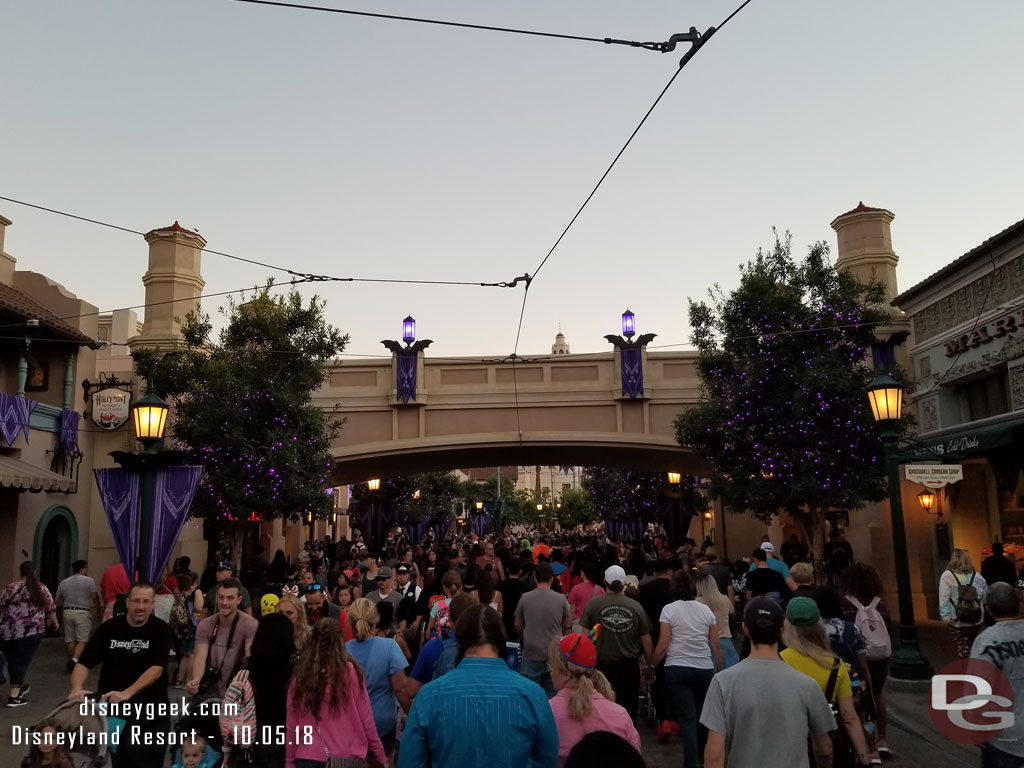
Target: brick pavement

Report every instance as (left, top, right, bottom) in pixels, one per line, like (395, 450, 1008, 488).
(0, 629, 987, 767)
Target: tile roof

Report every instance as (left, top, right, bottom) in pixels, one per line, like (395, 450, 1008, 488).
(891, 214, 1024, 307)
(0, 282, 99, 347)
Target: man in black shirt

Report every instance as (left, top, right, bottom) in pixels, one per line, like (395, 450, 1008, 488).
(637, 560, 674, 736)
(70, 582, 174, 768)
(779, 534, 809, 568)
(982, 541, 1018, 586)
(497, 558, 528, 642)
(745, 548, 792, 603)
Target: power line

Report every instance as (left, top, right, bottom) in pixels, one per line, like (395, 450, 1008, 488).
(0, 195, 519, 288)
(505, 0, 756, 446)
(229, 0, 689, 54)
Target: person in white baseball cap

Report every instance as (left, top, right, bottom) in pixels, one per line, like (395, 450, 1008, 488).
(580, 564, 653, 724)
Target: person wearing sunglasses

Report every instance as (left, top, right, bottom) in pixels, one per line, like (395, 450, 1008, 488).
(304, 583, 353, 641)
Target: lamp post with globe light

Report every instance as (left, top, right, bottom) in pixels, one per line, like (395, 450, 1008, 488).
(866, 374, 934, 681)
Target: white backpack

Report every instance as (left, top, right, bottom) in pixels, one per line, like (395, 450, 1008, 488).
(848, 596, 892, 660)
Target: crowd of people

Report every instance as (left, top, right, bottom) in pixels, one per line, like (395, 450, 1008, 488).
(2, 526, 1024, 768)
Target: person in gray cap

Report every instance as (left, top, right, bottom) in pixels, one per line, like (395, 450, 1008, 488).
(701, 597, 835, 768)
(367, 566, 403, 632)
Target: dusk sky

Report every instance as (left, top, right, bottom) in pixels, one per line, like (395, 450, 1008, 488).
(3, 1, 1022, 359)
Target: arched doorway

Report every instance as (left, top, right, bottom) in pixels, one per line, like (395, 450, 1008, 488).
(34, 506, 79, 596)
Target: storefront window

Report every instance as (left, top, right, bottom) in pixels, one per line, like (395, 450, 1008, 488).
(957, 373, 1010, 421)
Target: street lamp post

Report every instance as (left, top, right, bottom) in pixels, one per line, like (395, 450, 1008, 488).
(366, 478, 381, 548)
(867, 374, 934, 681)
(130, 393, 170, 582)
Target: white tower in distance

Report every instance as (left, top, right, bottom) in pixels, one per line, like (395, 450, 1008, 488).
(551, 329, 570, 355)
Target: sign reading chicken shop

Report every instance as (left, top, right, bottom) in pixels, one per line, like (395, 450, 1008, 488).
(91, 388, 131, 430)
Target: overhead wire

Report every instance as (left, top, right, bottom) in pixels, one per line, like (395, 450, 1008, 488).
(229, 0, 686, 53)
(0, 195, 521, 289)
(506, 0, 755, 446)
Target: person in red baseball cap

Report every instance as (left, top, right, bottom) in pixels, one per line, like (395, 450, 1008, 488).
(547, 630, 641, 767)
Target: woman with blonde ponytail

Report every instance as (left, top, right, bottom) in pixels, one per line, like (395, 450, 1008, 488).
(285, 617, 386, 768)
(547, 631, 641, 767)
(346, 598, 412, 761)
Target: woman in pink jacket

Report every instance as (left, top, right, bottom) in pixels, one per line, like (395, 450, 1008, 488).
(285, 618, 386, 768)
(547, 631, 641, 767)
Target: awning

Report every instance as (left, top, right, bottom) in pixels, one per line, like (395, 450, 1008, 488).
(0, 454, 75, 493)
(907, 413, 1024, 460)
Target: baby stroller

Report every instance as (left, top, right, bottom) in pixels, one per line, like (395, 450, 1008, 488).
(637, 678, 658, 727)
(44, 698, 113, 768)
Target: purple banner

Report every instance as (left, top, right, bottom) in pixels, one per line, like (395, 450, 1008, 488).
(350, 501, 398, 550)
(396, 354, 417, 405)
(0, 393, 37, 447)
(621, 347, 644, 399)
(431, 513, 451, 543)
(404, 519, 431, 545)
(145, 466, 203, 583)
(560, 466, 573, 475)
(470, 513, 490, 539)
(60, 409, 80, 454)
(604, 517, 644, 543)
(94, 467, 140, 579)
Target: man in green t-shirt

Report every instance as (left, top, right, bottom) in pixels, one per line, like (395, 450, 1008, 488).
(581, 564, 653, 722)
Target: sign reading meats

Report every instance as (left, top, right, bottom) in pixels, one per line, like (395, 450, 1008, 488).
(944, 309, 1023, 357)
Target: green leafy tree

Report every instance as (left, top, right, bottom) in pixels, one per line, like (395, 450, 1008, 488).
(555, 487, 595, 527)
(674, 232, 911, 559)
(134, 283, 348, 546)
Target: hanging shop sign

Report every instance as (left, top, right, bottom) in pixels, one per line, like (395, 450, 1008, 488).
(905, 464, 964, 488)
(91, 388, 131, 430)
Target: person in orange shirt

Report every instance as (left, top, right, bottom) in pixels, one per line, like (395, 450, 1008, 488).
(532, 536, 551, 564)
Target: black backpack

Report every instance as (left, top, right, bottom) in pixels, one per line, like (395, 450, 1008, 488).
(950, 570, 983, 624)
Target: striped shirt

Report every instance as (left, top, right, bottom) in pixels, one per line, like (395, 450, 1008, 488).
(399, 657, 559, 768)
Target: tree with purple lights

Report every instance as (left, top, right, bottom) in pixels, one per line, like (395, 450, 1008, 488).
(134, 283, 348, 551)
(675, 231, 910, 560)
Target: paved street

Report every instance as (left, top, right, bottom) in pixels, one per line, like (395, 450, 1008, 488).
(0, 622, 982, 767)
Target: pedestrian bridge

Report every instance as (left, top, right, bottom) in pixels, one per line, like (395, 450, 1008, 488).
(320, 351, 707, 483)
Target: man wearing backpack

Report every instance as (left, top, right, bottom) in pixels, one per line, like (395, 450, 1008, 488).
(939, 549, 988, 659)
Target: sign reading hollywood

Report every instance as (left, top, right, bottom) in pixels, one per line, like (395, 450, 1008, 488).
(944, 309, 1023, 356)
(905, 464, 964, 488)
(91, 388, 130, 430)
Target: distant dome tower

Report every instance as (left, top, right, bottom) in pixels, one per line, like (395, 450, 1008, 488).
(552, 330, 570, 355)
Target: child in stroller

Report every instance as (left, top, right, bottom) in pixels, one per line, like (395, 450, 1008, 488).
(19, 719, 75, 768)
(36, 700, 112, 768)
(170, 734, 220, 768)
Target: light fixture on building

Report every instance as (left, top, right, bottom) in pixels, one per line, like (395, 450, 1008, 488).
(667, 472, 681, 485)
(704, 510, 713, 520)
(621, 309, 636, 339)
(131, 392, 169, 451)
(918, 489, 938, 514)
(866, 374, 903, 423)
(475, 501, 484, 511)
(367, 478, 381, 492)
(402, 316, 416, 345)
